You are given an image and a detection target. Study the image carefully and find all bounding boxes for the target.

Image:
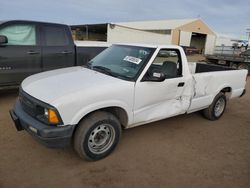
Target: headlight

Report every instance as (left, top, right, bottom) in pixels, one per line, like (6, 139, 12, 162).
(44, 108, 60, 124)
(19, 88, 62, 125)
(36, 107, 61, 125)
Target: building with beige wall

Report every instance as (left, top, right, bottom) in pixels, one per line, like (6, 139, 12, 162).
(71, 18, 216, 54)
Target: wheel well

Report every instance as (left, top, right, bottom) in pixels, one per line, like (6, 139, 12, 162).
(77, 107, 128, 129)
(220, 87, 232, 98)
(101, 107, 128, 128)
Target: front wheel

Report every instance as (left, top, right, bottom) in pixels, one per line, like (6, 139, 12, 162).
(74, 111, 121, 161)
(202, 92, 227, 121)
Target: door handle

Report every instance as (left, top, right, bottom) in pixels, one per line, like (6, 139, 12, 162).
(61, 51, 72, 54)
(27, 51, 40, 55)
(178, 82, 185, 87)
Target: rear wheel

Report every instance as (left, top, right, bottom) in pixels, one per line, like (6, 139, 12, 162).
(202, 92, 227, 121)
(74, 111, 121, 161)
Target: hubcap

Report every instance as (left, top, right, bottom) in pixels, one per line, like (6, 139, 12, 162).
(214, 98, 225, 117)
(88, 124, 115, 154)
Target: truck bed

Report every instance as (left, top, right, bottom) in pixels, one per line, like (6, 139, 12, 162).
(188, 62, 235, 74)
(188, 62, 247, 113)
(190, 62, 235, 73)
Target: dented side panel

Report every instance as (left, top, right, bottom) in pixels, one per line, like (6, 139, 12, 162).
(130, 75, 194, 128)
(187, 69, 248, 113)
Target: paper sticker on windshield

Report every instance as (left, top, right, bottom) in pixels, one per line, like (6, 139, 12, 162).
(123, 56, 142, 64)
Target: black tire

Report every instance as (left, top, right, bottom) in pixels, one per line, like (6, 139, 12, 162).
(202, 92, 227, 121)
(74, 111, 121, 161)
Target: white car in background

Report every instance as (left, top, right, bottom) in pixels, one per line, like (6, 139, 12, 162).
(233, 40, 249, 48)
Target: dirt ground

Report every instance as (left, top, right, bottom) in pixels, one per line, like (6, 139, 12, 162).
(0, 68, 250, 188)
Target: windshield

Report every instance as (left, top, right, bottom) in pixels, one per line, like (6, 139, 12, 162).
(85, 45, 155, 81)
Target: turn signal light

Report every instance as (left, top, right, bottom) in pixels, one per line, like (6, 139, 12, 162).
(48, 109, 59, 124)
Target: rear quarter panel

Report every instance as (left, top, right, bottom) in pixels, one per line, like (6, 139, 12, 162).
(187, 69, 247, 113)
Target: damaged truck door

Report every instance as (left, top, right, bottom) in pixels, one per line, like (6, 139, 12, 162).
(133, 49, 192, 125)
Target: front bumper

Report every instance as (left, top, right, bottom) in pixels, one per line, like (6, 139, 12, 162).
(9, 100, 75, 148)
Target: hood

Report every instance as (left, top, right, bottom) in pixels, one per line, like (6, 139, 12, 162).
(22, 66, 132, 104)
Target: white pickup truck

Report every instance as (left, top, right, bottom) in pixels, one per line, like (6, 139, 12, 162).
(10, 44, 248, 161)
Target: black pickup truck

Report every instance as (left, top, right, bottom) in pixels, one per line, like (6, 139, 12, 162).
(0, 20, 109, 89)
(206, 49, 250, 72)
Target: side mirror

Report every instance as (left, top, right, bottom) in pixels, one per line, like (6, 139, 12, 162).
(0, 35, 8, 45)
(142, 71, 166, 82)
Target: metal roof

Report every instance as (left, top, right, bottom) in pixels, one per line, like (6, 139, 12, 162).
(115, 18, 199, 30)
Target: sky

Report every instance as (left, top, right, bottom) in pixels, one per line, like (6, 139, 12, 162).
(1, 0, 249, 39)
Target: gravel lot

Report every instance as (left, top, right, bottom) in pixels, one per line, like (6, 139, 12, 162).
(0, 71, 249, 188)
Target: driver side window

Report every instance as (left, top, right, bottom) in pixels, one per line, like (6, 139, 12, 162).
(148, 49, 182, 79)
(0, 24, 36, 46)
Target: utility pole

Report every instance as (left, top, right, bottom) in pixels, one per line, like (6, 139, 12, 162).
(247, 29, 250, 48)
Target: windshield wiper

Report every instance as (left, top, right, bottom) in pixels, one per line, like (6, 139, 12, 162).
(92, 65, 122, 78)
(92, 65, 113, 75)
(83, 61, 93, 69)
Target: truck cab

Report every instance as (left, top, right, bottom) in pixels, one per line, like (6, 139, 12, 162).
(0, 20, 109, 89)
(0, 20, 76, 88)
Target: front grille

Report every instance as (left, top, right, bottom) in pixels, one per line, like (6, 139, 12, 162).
(19, 90, 44, 118)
